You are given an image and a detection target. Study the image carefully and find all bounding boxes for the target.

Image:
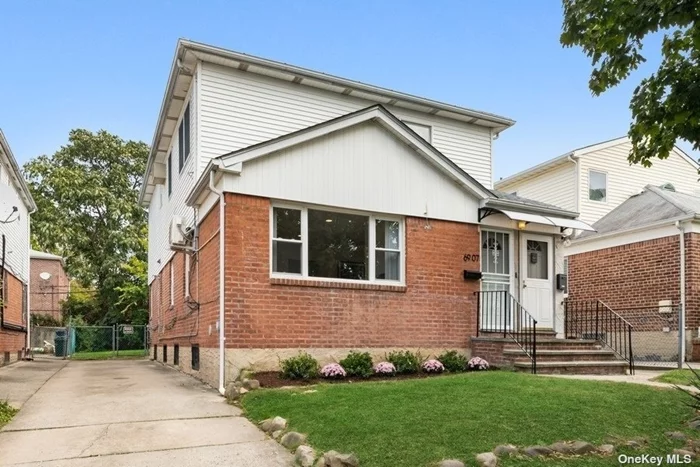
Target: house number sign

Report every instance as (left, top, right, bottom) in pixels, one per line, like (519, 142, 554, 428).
(463, 254, 479, 262)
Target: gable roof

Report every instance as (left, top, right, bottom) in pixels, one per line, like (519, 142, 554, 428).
(577, 184, 700, 240)
(0, 129, 36, 212)
(141, 39, 516, 206)
(495, 136, 700, 189)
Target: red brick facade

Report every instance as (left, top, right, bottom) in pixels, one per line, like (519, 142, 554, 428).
(568, 233, 700, 330)
(150, 193, 481, 380)
(30, 258, 69, 322)
(1, 269, 27, 365)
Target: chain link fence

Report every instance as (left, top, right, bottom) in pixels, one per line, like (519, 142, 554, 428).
(30, 325, 148, 359)
(617, 305, 688, 368)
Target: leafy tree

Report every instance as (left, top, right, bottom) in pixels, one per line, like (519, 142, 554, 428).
(561, 0, 700, 167)
(24, 129, 149, 324)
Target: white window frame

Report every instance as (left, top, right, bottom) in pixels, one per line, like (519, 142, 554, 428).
(588, 169, 607, 203)
(270, 203, 405, 285)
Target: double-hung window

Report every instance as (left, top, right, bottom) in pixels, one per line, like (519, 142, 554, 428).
(271, 205, 404, 283)
(588, 170, 607, 202)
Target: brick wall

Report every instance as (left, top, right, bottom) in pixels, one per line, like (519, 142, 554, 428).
(568, 233, 700, 330)
(1, 269, 27, 365)
(30, 258, 69, 322)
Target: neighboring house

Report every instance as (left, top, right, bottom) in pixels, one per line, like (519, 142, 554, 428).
(141, 39, 602, 392)
(565, 184, 700, 363)
(0, 130, 36, 366)
(494, 137, 700, 225)
(30, 250, 69, 323)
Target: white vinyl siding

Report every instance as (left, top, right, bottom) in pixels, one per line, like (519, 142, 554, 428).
(495, 162, 576, 212)
(578, 141, 700, 224)
(148, 80, 198, 283)
(198, 62, 493, 187)
(0, 162, 30, 284)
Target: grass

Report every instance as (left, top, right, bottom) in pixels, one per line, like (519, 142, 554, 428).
(242, 372, 696, 467)
(652, 369, 699, 385)
(70, 349, 147, 360)
(0, 401, 18, 429)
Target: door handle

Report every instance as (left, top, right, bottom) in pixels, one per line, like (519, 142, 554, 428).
(523, 284, 527, 288)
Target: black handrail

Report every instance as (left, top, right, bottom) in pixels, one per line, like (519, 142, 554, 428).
(564, 299, 635, 375)
(475, 290, 537, 374)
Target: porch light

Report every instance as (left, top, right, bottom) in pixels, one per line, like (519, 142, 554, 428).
(517, 220, 527, 230)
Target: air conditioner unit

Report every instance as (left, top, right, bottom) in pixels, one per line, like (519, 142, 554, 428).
(169, 216, 186, 247)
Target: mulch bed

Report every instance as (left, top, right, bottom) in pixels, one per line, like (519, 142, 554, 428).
(254, 371, 460, 389)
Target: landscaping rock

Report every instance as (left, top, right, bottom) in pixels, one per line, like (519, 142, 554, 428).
(224, 383, 240, 401)
(243, 378, 261, 390)
(598, 444, 615, 456)
(549, 441, 573, 454)
(673, 449, 695, 459)
(689, 419, 700, 430)
(686, 439, 700, 452)
(570, 441, 596, 455)
(260, 416, 287, 433)
(624, 440, 644, 449)
(295, 445, 316, 467)
(475, 452, 498, 467)
(281, 431, 307, 450)
(493, 444, 518, 457)
(666, 431, 687, 440)
(522, 446, 553, 457)
(239, 387, 249, 395)
(317, 450, 360, 467)
(438, 460, 464, 467)
(272, 429, 284, 439)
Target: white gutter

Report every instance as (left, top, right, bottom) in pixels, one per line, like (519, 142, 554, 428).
(676, 220, 686, 368)
(570, 213, 698, 246)
(208, 170, 226, 395)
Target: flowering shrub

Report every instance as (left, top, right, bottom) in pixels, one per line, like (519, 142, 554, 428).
(386, 350, 422, 374)
(422, 359, 445, 373)
(467, 356, 490, 371)
(340, 351, 373, 378)
(320, 363, 346, 379)
(374, 361, 396, 376)
(437, 350, 467, 372)
(280, 352, 320, 380)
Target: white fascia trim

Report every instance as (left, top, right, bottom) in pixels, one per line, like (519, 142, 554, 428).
(494, 154, 575, 190)
(0, 130, 37, 212)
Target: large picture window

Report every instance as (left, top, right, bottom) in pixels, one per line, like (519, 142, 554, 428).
(271, 205, 403, 283)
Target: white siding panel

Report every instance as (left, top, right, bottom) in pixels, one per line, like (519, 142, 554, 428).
(578, 142, 700, 224)
(148, 79, 198, 283)
(199, 63, 493, 187)
(495, 162, 577, 212)
(0, 180, 30, 284)
(221, 121, 480, 224)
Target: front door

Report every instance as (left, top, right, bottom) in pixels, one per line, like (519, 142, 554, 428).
(520, 234, 553, 328)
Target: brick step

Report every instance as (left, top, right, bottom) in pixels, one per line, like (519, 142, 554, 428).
(504, 349, 617, 362)
(479, 329, 558, 339)
(504, 343, 604, 353)
(514, 360, 629, 375)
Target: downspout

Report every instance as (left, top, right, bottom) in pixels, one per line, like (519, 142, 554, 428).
(26, 206, 35, 359)
(676, 220, 686, 368)
(208, 170, 226, 395)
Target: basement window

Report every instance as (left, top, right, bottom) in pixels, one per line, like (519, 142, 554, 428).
(191, 345, 200, 371)
(153, 345, 157, 360)
(163, 345, 168, 363)
(174, 344, 179, 365)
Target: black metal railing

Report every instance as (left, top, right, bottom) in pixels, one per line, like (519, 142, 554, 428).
(564, 300, 635, 374)
(475, 290, 537, 374)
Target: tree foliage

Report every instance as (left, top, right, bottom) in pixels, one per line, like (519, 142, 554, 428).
(561, 0, 700, 167)
(24, 129, 149, 324)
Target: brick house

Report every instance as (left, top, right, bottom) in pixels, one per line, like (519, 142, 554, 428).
(29, 250, 69, 323)
(0, 130, 36, 366)
(140, 40, 599, 392)
(566, 184, 700, 364)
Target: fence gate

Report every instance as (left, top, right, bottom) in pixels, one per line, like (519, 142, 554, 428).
(115, 324, 148, 357)
(30, 324, 148, 359)
(623, 304, 684, 368)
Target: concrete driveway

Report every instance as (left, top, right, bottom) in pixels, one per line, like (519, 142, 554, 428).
(0, 359, 292, 466)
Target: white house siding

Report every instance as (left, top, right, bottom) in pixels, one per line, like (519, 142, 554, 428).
(578, 142, 700, 225)
(495, 161, 576, 212)
(0, 171, 30, 285)
(147, 79, 198, 283)
(198, 62, 494, 188)
(220, 121, 481, 224)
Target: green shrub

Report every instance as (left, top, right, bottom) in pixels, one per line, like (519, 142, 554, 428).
(437, 350, 467, 372)
(340, 351, 373, 378)
(31, 313, 62, 327)
(386, 350, 422, 374)
(280, 352, 320, 380)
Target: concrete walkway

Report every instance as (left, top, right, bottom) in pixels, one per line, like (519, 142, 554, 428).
(0, 359, 293, 466)
(542, 369, 699, 392)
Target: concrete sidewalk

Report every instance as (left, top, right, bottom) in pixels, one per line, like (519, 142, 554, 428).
(542, 369, 699, 392)
(0, 359, 293, 466)
(0, 356, 68, 409)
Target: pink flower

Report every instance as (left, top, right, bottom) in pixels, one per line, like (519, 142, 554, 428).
(467, 357, 490, 371)
(320, 363, 346, 379)
(422, 359, 445, 373)
(374, 361, 396, 375)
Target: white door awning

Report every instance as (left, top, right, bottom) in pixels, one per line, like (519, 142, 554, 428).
(493, 209, 596, 231)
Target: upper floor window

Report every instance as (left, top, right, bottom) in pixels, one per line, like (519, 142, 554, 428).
(588, 170, 607, 202)
(178, 103, 191, 172)
(167, 152, 172, 197)
(403, 121, 432, 143)
(271, 205, 403, 283)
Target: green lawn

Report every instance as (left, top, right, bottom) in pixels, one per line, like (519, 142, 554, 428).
(70, 349, 147, 360)
(242, 372, 695, 467)
(652, 369, 699, 386)
(0, 401, 18, 429)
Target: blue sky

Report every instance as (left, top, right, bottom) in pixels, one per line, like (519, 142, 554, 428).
(2, 1, 695, 180)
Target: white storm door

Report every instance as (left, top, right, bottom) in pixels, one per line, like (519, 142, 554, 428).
(520, 234, 553, 328)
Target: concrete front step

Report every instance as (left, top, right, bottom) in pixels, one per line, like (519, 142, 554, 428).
(503, 349, 617, 362)
(514, 360, 629, 375)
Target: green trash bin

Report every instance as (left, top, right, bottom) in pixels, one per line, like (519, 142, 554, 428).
(55, 329, 66, 357)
